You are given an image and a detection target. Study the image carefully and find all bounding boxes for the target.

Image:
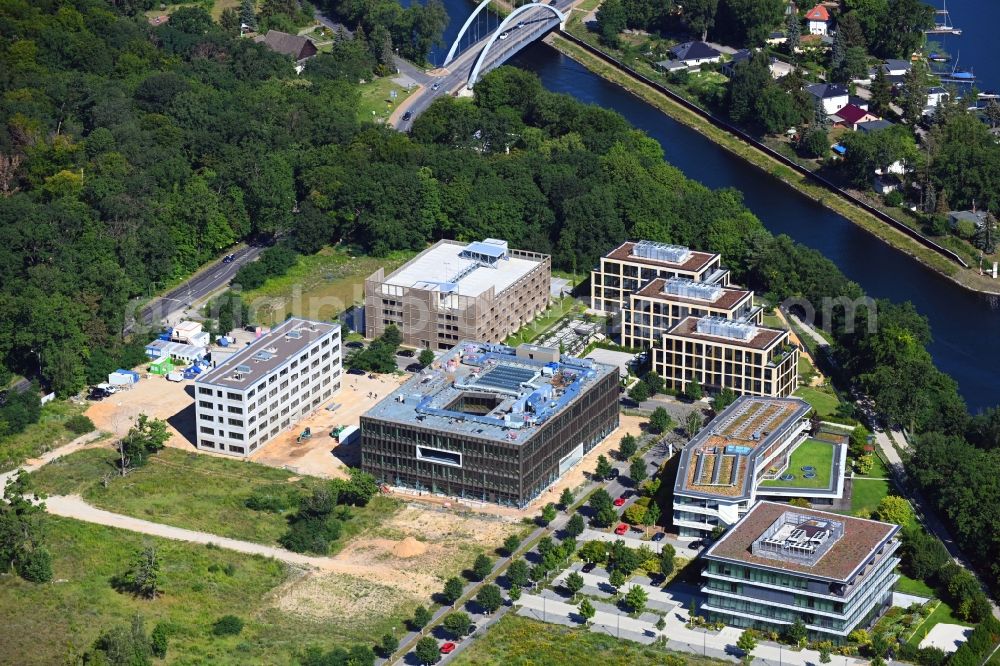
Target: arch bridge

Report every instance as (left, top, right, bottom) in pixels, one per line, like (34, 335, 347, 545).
(444, 0, 567, 88)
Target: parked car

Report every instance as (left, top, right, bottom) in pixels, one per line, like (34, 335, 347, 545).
(406, 363, 423, 373)
(613, 497, 626, 507)
(347, 367, 366, 375)
(614, 523, 628, 535)
(398, 349, 415, 357)
(346, 341, 365, 349)
(88, 387, 109, 401)
(581, 562, 596, 573)
(688, 539, 702, 549)
(440, 642, 456, 654)
(652, 532, 665, 542)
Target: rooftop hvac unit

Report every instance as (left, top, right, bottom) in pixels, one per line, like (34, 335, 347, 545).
(663, 277, 722, 302)
(287, 330, 302, 339)
(252, 351, 274, 362)
(631, 240, 691, 264)
(696, 316, 757, 341)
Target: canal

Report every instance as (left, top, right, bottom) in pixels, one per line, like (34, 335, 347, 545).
(423, 0, 1000, 411)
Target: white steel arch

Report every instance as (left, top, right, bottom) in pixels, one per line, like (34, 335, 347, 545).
(467, 3, 565, 87)
(443, 0, 495, 66)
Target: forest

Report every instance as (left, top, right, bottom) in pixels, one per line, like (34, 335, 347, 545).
(0, 0, 998, 595)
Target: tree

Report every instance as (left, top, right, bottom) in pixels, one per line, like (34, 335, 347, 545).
(121, 547, 160, 599)
(789, 497, 811, 508)
(596, 0, 627, 45)
(728, 52, 772, 125)
(643, 371, 664, 395)
(716, 0, 785, 46)
(785, 9, 800, 53)
(212, 615, 244, 636)
(239, 0, 257, 30)
(415, 636, 439, 665)
(0, 471, 52, 583)
(579, 598, 596, 624)
(629, 457, 648, 484)
(507, 558, 530, 588)
(685, 411, 703, 437)
(508, 584, 521, 602)
(784, 617, 807, 645)
(623, 503, 647, 525)
(711, 388, 737, 413)
(619, 433, 638, 459)
(819, 645, 832, 663)
(503, 534, 521, 556)
(541, 503, 557, 525)
(472, 553, 493, 581)
(737, 629, 758, 663)
(900, 64, 928, 126)
(89, 615, 153, 666)
(849, 424, 871, 458)
(559, 487, 575, 509)
(628, 380, 650, 403)
(443, 611, 471, 638)
(594, 455, 614, 481)
(566, 513, 585, 539)
(641, 502, 661, 536)
(985, 100, 1000, 129)
(660, 543, 676, 576)
(874, 495, 913, 526)
(380, 632, 399, 657)
(150, 623, 169, 659)
(609, 569, 626, 592)
(117, 415, 169, 475)
(624, 584, 648, 613)
(589, 488, 618, 528)
(649, 407, 673, 434)
(565, 571, 584, 600)
(418, 349, 435, 367)
(477, 583, 503, 614)
(411, 605, 431, 630)
(869, 67, 893, 119)
(443, 577, 464, 604)
(684, 0, 720, 40)
(684, 377, 703, 401)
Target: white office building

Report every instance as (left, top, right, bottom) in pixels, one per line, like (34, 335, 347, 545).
(194, 318, 342, 457)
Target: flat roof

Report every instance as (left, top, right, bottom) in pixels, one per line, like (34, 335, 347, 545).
(705, 501, 899, 582)
(675, 396, 811, 501)
(634, 277, 751, 310)
(603, 241, 719, 274)
(362, 341, 616, 445)
(379, 240, 545, 299)
(196, 318, 339, 390)
(666, 316, 786, 350)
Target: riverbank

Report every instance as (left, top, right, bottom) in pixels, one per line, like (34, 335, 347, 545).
(544, 32, 1000, 296)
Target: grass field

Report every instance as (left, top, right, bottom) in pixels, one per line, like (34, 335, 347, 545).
(856, 451, 890, 478)
(239, 246, 415, 326)
(896, 573, 935, 598)
(794, 385, 841, 418)
(30, 447, 400, 547)
(907, 599, 973, 647)
(760, 439, 835, 490)
(357, 76, 416, 123)
(0, 400, 91, 472)
(451, 614, 728, 666)
(850, 477, 891, 515)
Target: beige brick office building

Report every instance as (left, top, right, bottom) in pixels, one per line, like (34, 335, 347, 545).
(365, 239, 550, 350)
(654, 316, 799, 398)
(590, 241, 728, 315)
(620, 277, 760, 349)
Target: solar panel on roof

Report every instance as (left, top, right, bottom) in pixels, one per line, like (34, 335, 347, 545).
(475, 365, 537, 392)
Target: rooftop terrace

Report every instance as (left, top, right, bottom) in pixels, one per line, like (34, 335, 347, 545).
(667, 315, 786, 350)
(362, 342, 617, 445)
(633, 278, 751, 310)
(675, 396, 811, 500)
(604, 241, 719, 273)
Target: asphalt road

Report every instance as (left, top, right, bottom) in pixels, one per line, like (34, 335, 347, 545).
(393, 2, 572, 132)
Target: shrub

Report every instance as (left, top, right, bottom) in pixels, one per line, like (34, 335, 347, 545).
(212, 615, 244, 636)
(150, 623, 169, 658)
(244, 487, 294, 512)
(17, 548, 52, 583)
(279, 516, 342, 554)
(64, 414, 95, 435)
(884, 190, 904, 207)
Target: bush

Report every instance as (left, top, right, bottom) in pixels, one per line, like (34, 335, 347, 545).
(17, 547, 52, 583)
(212, 615, 244, 636)
(150, 623, 169, 659)
(279, 516, 342, 554)
(884, 190, 904, 207)
(64, 414, 95, 435)
(244, 486, 296, 512)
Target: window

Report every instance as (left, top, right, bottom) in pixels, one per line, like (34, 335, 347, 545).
(201, 440, 215, 449)
(198, 400, 213, 409)
(227, 391, 240, 401)
(228, 418, 242, 427)
(229, 445, 245, 454)
(200, 426, 214, 434)
(198, 387, 212, 395)
(227, 405, 243, 414)
(199, 413, 213, 421)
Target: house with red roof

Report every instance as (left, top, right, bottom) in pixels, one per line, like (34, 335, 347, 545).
(805, 4, 831, 35)
(831, 104, 879, 130)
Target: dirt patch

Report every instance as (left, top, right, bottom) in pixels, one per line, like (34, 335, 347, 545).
(85, 373, 196, 448)
(394, 536, 427, 558)
(272, 569, 422, 625)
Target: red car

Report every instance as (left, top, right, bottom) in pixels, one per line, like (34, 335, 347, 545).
(614, 523, 628, 535)
(613, 497, 626, 507)
(440, 642, 456, 654)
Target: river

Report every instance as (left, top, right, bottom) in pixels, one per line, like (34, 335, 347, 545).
(420, 0, 1000, 411)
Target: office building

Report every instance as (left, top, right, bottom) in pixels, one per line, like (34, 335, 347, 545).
(194, 318, 342, 457)
(702, 502, 900, 640)
(365, 239, 550, 350)
(360, 341, 619, 507)
(672, 396, 818, 539)
(620, 277, 760, 350)
(590, 241, 728, 315)
(654, 316, 799, 398)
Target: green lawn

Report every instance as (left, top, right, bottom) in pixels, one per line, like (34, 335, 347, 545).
(31, 447, 401, 547)
(855, 451, 890, 478)
(850, 477, 890, 515)
(451, 614, 729, 666)
(907, 599, 973, 647)
(793, 385, 841, 418)
(356, 75, 416, 124)
(895, 572, 935, 598)
(505, 296, 582, 346)
(760, 439, 836, 490)
(0, 400, 92, 472)
(238, 246, 415, 326)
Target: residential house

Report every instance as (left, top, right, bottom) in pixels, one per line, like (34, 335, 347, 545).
(253, 30, 318, 64)
(831, 104, 879, 130)
(926, 86, 949, 109)
(805, 83, 849, 115)
(882, 59, 912, 76)
(805, 4, 831, 35)
(873, 174, 902, 195)
(857, 119, 894, 134)
(722, 49, 753, 77)
(668, 41, 723, 70)
(948, 210, 989, 231)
